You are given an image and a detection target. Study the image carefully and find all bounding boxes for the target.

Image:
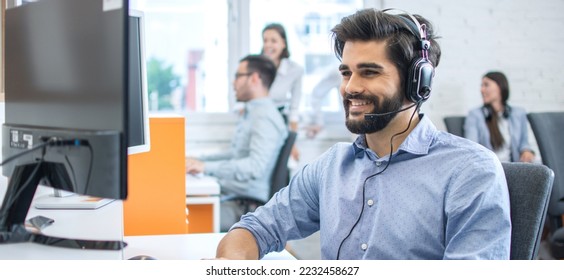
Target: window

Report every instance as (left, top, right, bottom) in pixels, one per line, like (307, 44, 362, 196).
(131, 0, 364, 116)
(250, 0, 363, 119)
(131, 0, 228, 112)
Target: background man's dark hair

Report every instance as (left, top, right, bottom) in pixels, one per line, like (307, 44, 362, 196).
(240, 54, 277, 89)
(331, 9, 442, 95)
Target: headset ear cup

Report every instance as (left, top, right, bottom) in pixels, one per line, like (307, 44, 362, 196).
(406, 58, 434, 103)
(503, 105, 511, 118)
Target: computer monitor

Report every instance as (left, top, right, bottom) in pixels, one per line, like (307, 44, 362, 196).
(0, 0, 128, 249)
(128, 10, 151, 155)
(30, 9, 152, 209)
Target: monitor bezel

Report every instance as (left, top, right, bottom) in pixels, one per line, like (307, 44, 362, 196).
(127, 9, 151, 155)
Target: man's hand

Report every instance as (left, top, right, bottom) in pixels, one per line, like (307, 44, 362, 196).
(185, 157, 205, 174)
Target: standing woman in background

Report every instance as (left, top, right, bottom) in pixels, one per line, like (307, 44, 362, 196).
(262, 23, 304, 160)
(464, 71, 535, 162)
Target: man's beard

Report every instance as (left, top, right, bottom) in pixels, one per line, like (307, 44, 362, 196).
(343, 92, 404, 134)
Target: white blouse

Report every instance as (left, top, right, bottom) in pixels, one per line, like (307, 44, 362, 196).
(268, 58, 304, 123)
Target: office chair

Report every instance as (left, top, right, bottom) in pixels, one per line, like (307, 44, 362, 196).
(269, 131, 298, 196)
(502, 162, 554, 260)
(222, 131, 297, 209)
(443, 116, 466, 137)
(527, 112, 564, 258)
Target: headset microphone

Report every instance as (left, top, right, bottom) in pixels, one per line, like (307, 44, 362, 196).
(364, 102, 419, 121)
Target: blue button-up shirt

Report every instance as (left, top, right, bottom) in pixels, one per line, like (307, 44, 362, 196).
(201, 97, 287, 202)
(233, 115, 511, 259)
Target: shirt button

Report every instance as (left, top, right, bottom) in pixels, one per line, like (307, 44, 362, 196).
(367, 199, 374, 206)
(361, 243, 368, 251)
(375, 162, 382, 166)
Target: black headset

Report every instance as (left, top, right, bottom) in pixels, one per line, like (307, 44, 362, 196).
(382, 9, 435, 104)
(482, 104, 511, 120)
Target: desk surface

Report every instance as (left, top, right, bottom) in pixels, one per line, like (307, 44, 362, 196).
(124, 233, 295, 260)
(0, 177, 294, 260)
(186, 174, 220, 195)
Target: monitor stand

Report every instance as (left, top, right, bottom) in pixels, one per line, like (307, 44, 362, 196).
(0, 162, 126, 250)
(34, 192, 115, 210)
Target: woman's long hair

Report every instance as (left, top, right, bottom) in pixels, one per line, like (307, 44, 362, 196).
(483, 71, 510, 150)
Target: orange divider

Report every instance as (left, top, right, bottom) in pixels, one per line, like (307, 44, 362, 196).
(123, 116, 188, 235)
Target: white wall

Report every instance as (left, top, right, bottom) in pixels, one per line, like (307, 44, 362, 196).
(368, 0, 564, 128)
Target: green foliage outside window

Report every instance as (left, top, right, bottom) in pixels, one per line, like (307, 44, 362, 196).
(146, 57, 180, 111)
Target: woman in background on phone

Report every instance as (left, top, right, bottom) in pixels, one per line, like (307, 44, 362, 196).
(464, 71, 535, 162)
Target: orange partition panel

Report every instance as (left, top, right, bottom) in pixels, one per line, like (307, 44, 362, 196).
(187, 204, 214, 233)
(123, 116, 188, 235)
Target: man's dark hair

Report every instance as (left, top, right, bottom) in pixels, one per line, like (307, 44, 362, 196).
(331, 9, 441, 95)
(240, 54, 277, 89)
(262, 23, 291, 59)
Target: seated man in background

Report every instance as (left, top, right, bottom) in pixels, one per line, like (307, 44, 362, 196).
(186, 55, 288, 232)
(215, 9, 511, 259)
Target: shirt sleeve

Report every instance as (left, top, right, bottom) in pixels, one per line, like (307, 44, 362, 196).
(199, 150, 232, 162)
(231, 147, 331, 259)
(203, 114, 285, 182)
(443, 152, 512, 259)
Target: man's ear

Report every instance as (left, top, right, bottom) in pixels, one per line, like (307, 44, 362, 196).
(250, 72, 261, 85)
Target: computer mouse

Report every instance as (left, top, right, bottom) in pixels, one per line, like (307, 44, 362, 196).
(128, 255, 157, 260)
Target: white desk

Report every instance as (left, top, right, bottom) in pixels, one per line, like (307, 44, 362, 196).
(124, 233, 296, 260)
(1, 177, 293, 260)
(0, 190, 125, 259)
(185, 174, 220, 233)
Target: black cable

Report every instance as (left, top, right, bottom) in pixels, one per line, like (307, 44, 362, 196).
(0, 148, 46, 225)
(336, 101, 422, 259)
(1, 137, 88, 224)
(82, 144, 94, 195)
(64, 155, 78, 191)
(0, 141, 50, 167)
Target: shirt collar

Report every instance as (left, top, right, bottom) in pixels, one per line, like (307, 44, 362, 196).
(352, 114, 436, 158)
(245, 97, 272, 112)
(277, 58, 289, 76)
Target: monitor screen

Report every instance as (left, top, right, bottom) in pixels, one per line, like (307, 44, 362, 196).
(1, 0, 128, 246)
(128, 10, 150, 155)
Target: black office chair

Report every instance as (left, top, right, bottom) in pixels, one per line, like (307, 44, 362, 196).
(443, 116, 466, 137)
(221, 131, 297, 208)
(502, 162, 554, 260)
(269, 131, 298, 197)
(527, 112, 564, 258)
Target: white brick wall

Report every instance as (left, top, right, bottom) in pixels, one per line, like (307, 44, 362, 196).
(368, 0, 564, 129)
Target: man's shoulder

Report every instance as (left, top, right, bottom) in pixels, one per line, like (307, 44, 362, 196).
(249, 99, 286, 126)
(433, 130, 497, 161)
